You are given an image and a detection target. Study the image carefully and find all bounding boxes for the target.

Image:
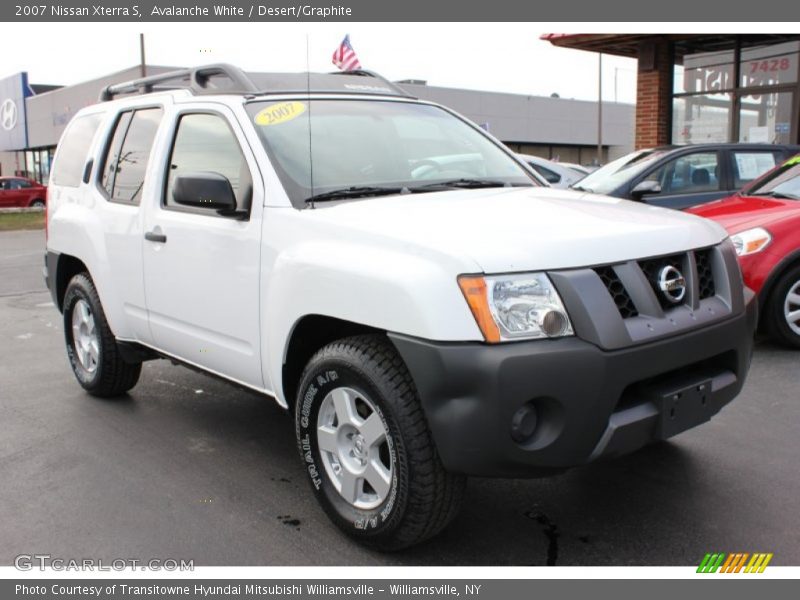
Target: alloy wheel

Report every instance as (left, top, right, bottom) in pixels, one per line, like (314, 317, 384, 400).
(71, 299, 99, 373)
(316, 386, 393, 510)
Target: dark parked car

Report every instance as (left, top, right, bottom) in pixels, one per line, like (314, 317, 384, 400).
(0, 176, 47, 208)
(573, 143, 800, 209)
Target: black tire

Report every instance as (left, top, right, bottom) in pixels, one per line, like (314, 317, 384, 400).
(29, 199, 45, 209)
(765, 264, 800, 349)
(295, 334, 465, 551)
(63, 273, 141, 397)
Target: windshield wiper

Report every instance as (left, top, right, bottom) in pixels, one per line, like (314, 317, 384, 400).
(304, 186, 407, 204)
(304, 179, 529, 204)
(410, 178, 521, 191)
(571, 184, 594, 193)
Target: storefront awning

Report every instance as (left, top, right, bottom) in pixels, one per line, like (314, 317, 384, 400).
(542, 34, 800, 60)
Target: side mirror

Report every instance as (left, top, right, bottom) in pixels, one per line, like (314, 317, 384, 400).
(172, 172, 239, 214)
(631, 180, 662, 199)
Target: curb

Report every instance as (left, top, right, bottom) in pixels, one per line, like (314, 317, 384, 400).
(0, 207, 45, 214)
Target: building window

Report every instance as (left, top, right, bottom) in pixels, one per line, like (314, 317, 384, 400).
(672, 40, 800, 145)
(740, 42, 799, 87)
(739, 90, 794, 144)
(675, 49, 735, 95)
(673, 94, 732, 144)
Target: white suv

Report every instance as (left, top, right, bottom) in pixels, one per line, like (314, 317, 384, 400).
(45, 64, 757, 550)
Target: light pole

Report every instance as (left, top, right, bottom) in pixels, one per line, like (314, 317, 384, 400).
(597, 53, 603, 165)
(139, 33, 146, 78)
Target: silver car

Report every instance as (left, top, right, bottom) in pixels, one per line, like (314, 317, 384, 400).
(516, 154, 587, 188)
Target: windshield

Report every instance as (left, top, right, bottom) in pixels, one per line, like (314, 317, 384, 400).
(573, 149, 667, 195)
(747, 156, 800, 200)
(246, 99, 537, 207)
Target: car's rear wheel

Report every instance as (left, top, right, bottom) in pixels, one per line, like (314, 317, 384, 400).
(29, 199, 45, 209)
(766, 264, 800, 349)
(63, 273, 141, 396)
(294, 334, 465, 551)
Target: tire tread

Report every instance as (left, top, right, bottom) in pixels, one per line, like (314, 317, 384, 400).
(64, 273, 141, 397)
(298, 334, 465, 550)
(765, 264, 800, 349)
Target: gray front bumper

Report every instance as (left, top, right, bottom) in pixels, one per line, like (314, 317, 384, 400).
(390, 290, 757, 478)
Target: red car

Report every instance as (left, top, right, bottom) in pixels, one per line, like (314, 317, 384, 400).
(689, 155, 800, 348)
(0, 176, 47, 208)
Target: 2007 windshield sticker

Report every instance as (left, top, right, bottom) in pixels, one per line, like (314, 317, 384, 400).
(783, 154, 800, 167)
(254, 101, 307, 126)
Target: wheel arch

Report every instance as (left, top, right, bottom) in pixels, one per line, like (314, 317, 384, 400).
(757, 249, 800, 322)
(54, 254, 90, 313)
(281, 314, 383, 411)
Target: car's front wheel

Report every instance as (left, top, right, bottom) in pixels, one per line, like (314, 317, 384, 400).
(766, 264, 800, 349)
(295, 334, 465, 551)
(63, 273, 141, 396)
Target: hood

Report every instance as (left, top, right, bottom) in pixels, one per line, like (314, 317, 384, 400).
(304, 187, 728, 273)
(688, 193, 800, 234)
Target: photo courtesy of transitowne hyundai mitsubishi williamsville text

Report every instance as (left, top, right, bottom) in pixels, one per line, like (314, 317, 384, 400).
(44, 64, 757, 551)
(16, 584, 468, 596)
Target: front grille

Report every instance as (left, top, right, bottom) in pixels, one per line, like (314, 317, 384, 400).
(592, 247, 720, 319)
(695, 248, 716, 300)
(638, 253, 685, 310)
(595, 266, 638, 319)
(552, 243, 732, 349)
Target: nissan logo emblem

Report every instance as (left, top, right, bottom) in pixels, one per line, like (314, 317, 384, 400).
(1, 98, 18, 131)
(658, 265, 687, 304)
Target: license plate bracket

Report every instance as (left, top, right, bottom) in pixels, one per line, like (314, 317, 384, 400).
(654, 378, 713, 439)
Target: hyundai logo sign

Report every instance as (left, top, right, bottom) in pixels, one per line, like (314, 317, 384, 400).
(1, 98, 18, 131)
(0, 72, 31, 151)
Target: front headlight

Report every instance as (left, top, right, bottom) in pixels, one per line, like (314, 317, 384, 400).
(458, 273, 574, 343)
(731, 227, 772, 256)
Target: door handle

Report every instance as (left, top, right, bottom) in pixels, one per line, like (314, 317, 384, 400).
(144, 230, 167, 243)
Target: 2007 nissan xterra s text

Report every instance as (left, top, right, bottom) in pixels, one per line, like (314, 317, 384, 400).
(44, 64, 757, 550)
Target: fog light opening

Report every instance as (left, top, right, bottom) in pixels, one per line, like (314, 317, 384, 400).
(510, 403, 539, 444)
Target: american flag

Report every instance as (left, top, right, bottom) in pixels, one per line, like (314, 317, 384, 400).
(332, 35, 362, 71)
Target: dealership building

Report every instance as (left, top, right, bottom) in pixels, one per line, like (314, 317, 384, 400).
(546, 34, 800, 149)
(0, 65, 634, 184)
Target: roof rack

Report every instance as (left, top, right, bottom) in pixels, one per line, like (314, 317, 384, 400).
(98, 63, 414, 102)
(98, 64, 258, 101)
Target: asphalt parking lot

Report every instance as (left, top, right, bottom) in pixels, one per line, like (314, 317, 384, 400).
(1, 229, 798, 566)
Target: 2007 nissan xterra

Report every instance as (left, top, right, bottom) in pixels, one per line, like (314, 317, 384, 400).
(45, 64, 757, 550)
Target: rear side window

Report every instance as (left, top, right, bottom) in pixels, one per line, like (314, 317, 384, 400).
(51, 113, 103, 187)
(100, 111, 133, 196)
(731, 151, 780, 189)
(100, 108, 163, 205)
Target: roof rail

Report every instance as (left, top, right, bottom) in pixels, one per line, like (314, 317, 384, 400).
(98, 63, 259, 101)
(328, 69, 413, 97)
(98, 63, 413, 101)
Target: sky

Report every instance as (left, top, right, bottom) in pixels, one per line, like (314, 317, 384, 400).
(0, 23, 638, 103)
